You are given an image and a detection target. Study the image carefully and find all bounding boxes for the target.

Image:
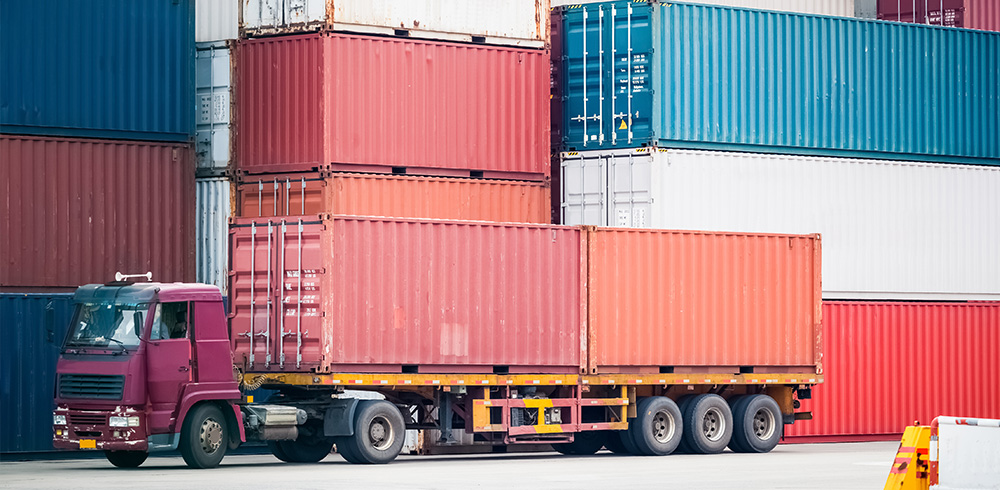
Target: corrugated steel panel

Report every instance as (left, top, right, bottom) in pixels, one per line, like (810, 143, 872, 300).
(0, 0, 195, 141)
(241, 0, 549, 47)
(786, 301, 1000, 439)
(0, 136, 196, 288)
(552, 0, 855, 17)
(966, 0, 1000, 31)
(196, 43, 232, 172)
(878, 0, 999, 31)
(196, 178, 233, 293)
(586, 228, 822, 373)
(555, 1, 1000, 164)
(0, 293, 75, 453)
(229, 216, 584, 373)
(236, 33, 550, 179)
(561, 148, 1000, 300)
(237, 173, 551, 223)
(196, 0, 238, 41)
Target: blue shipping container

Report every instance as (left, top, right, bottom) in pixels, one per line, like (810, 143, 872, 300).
(0, 293, 75, 453)
(556, 1, 1000, 165)
(0, 0, 194, 142)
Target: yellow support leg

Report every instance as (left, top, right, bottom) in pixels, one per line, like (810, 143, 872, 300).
(884, 425, 931, 490)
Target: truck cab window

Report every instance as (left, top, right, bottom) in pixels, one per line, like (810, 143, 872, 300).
(150, 302, 191, 340)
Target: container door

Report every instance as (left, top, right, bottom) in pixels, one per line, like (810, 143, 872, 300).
(272, 218, 325, 371)
(229, 220, 277, 369)
(608, 150, 653, 228)
(145, 302, 193, 433)
(563, 4, 608, 149)
(607, 2, 654, 147)
(560, 152, 609, 226)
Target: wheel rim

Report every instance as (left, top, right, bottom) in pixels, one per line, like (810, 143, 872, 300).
(368, 415, 394, 451)
(200, 417, 224, 454)
(752, 407, 776, 440)
(651, 409, 676, 443)
(702, 407, 726, 442)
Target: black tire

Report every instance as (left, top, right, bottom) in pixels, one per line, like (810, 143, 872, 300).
(341, 400, 406, 464)
(620, 422, 641, 455)
(681, 394, 734, 454)
(724, 396, 749, 453)
(602, 430, 630, 454)
(552, 431, 606, 455)
(629, 396, 683, 456)
(334, 436, 363, 464)
(180, 404, 229, 468)
(729, 394, 782, 453)
(278, 435, 334, 463)
(105, 450, 148, 468)
(673, 395, 698, 454)
(267, 441, 294, 463)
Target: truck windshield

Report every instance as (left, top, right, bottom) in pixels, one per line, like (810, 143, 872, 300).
(65, 303, 148, 350)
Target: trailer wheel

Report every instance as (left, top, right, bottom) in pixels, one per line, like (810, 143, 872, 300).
(629, 396, 683, 456)
(180, 403, 228, 468)
(620, 419, 641, 455)
(266, 441, 293, 463)
(728, 395, 782, 453)
(673, 395, 697, 454)
(681, 394, 733, 454)
(278, 434, 334, 463)
(341, 400, 405, 464)
(552, 430, 606, 455)
(105, 450, 148, 468)
(602, 431, 630, 454)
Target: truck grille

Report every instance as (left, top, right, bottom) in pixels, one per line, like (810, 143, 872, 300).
(58, 374, 125, 400)
(69, 413, 107, 426)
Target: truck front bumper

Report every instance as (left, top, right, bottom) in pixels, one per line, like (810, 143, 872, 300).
(52, 407, 148, 452)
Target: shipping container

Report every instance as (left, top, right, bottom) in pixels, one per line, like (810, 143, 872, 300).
(786, 301, 1000, 440)
(196, 43, 233, 173)
(0, 0, 195, 141)
(197, 0, 238, 41)
(240, 0, 549, 48)
(878, 0, 1000, 32)
(229, 216, 584, 373)
(586, 227, 822, 374)
(551, 0, 856, 17)
(196, 178, 233, 293)
(554, 1, 1000, 164)
(0, 293, 75, 453)
(237, 173, 551, 223)
(0, 136, 196, 288)
(561, 148, 1000, 300)
(236, 33, 550, 179)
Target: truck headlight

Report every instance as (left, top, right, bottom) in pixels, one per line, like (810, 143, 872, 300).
(53, 414, 67, 426)
(109, 416, 128, 427)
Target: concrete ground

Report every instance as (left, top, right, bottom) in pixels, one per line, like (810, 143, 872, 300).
(0, 441, 899, 490)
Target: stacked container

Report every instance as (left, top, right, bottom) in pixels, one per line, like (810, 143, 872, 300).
(0, 0, 195, 453)
(553, 1, 1000, 441)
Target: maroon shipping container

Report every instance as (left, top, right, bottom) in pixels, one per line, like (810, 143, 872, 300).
(237, 33, 550, 179)
(1, 135, 195, 289)
(878, 0, 1000, 31)
(785, 301, 1000, 441)
(229, 216, 584, 374)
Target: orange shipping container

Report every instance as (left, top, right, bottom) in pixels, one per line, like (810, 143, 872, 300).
(586, 228, 822, 374)
(237, 173, 550, 223)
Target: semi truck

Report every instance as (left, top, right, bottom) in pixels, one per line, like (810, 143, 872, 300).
(52, 216, 822, 468)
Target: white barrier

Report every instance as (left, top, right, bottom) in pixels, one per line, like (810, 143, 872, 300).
(930, 416, 1000, 490)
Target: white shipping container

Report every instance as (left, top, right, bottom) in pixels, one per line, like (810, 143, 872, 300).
(561, 148, 1000, 300)
(551, 0, 855, 17)
(196, 178, 232, 293)
(196, 0, 239, 42)
(241, 0, 549, 48)
(195, 43, 231, 172)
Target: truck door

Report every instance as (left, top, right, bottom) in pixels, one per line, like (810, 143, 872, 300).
(145, 301, 193, 433)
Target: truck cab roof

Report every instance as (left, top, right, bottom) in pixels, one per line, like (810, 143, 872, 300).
(74, 282, 223, 304)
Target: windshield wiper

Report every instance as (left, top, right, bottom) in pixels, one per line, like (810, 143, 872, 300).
(106, 338, 128, 355)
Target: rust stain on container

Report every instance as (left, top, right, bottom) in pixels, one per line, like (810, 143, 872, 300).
(586, 228, 822, 374)
(229, 216, 583, 373)
(786, 301, 1000, 440)
(1, 135, 195, 288)
(237, 33, 550, 179)
(237, 172, 550, 223)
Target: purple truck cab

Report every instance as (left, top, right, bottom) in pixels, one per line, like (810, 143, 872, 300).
(52, 281, 242, 467)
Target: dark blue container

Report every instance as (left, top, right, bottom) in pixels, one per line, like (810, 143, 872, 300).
(0, 293, 75, 453)
(556, 1, 1000, 165)
(0, 0, 195, 142)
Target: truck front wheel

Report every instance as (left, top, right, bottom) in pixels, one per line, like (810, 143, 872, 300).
(105, 450, 148, 468)
(180, 403, 228, 468)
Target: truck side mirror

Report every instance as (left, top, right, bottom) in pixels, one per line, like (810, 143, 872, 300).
(45, 301, 55, 345)
(134, 311, 144, 339)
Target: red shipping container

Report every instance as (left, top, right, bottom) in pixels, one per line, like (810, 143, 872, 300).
(237, 33, 550, 180)
(878, 0, 1000, 31)
(785, 301, 1000, 441)
(586, 228, 823, 374)
(229, 216, 583, 374)
(1, 135, 195, 289)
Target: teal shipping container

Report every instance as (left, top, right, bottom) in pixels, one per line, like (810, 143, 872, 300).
(0, 0, 195, 142)
(555, 1, 1000, 165)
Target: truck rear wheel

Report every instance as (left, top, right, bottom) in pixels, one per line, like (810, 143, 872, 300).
(728, 394, 782, 453)
(266, 441, 293, 462)
(340, 400, 405, 464)
(681, 394, 733, 454)
(105, 450, 148, 468)
(278, 435, 334, 463)
(602, 431, 630, 454)
(180, 403, 228, 468)
(552, 430, 606, 455)
(629, 396, 683, 456)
